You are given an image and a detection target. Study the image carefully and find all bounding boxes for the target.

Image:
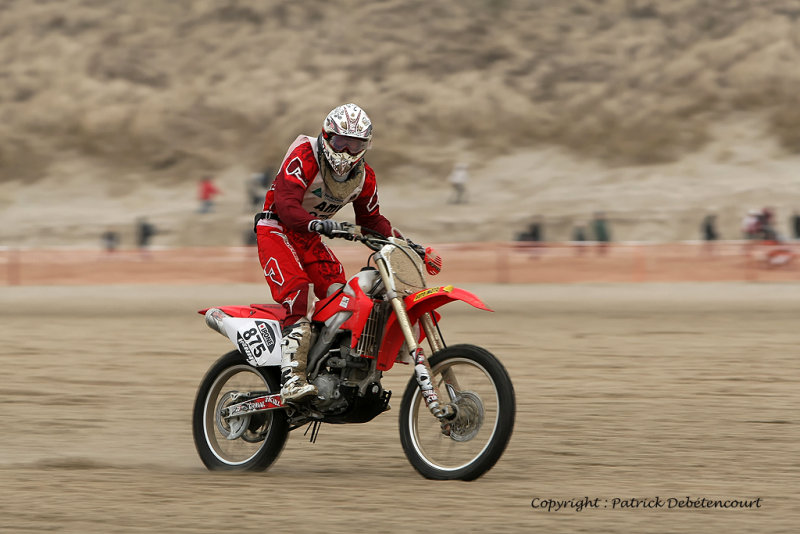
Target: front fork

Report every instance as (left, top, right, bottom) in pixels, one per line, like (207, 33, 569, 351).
(419, 313, 461, 396)
(377, 261, 455, 422)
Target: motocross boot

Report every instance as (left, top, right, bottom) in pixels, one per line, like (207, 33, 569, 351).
(280, 322, 318, 402)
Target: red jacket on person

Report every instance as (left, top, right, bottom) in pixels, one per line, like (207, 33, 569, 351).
(199, 179, 220, 201)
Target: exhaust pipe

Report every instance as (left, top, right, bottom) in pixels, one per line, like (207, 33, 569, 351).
(204, 308, 229, 337)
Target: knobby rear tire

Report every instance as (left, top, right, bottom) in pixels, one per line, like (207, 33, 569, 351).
(399, 344, 515, 481)
(192, 350, 289, 471)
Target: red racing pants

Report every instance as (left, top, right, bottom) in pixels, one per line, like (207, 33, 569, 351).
(256, 225, 346, 326)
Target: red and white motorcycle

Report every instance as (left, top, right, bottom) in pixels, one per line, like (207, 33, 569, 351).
(192, 224, 515, 480)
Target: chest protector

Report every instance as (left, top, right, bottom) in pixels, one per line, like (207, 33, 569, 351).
(301, 136, 366, 220)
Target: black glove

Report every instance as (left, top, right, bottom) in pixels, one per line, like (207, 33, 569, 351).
(310, 219, 342, 237)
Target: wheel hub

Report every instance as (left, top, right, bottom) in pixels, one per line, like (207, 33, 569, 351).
(448, 391, 484, 442)
(215, 391, 251, 440)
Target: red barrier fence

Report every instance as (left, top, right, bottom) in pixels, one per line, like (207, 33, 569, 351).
(1, 241, 798, 286)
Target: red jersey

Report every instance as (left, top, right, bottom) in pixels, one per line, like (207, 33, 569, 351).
(260, 135, 395, 237)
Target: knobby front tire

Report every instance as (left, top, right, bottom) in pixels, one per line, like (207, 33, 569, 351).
(399, 344, 516, 481)
(192, 350, 289, 471)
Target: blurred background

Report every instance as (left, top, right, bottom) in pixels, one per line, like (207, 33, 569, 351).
(2, 0, 800, 275)
(2, 4, 799, 532)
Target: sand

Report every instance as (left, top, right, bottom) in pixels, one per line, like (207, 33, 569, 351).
(1, 282, 797, 532)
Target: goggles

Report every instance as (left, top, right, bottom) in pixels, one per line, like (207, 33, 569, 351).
(328, 134, 370, 155)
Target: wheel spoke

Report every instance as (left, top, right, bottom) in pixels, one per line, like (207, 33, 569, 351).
(203, 365, 275, 465)
(400, 344, 515, 480)
(409, 357, 499, 471)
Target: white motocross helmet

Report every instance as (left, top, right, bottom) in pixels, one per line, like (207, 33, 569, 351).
(319, 103, 373, 177)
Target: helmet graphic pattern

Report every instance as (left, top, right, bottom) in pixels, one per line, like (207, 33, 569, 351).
(321, 103, 372, 176)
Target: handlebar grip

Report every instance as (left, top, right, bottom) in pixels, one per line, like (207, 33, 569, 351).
(331, 223, 362, 240)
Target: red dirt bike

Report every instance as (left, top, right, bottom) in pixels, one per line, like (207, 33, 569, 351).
(192, 223, 515, 480)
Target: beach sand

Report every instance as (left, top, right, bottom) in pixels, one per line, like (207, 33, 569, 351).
(1, 282, 796, 532)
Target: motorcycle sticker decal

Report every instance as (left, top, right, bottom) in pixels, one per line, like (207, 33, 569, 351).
(412, 347, 440, 407)
(236, 327, 265, 364)
(220, 316, 282, 366)
(227, 394, 284, 417)
(413, 285, 454, 302)
(413, 287, 438, 301)
(256, 320, 278, 353)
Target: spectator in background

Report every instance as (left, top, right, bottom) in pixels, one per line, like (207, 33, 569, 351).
(247, 168, 274, 211)
(760, 207, 778, 241)
(101, 228, 119, 253)
(516, 216, 543, 242)
(198, 175, 221, 213)
(136, 217, 157, 253)
(792, 211, 800, 240)
(701, 213, 719, 255)
(447, 162, 469, 204)
(591, 211, 611, 255)
(515, 216, 544, 258)
(741, 207, 779, 242)
(572, 224, 587, 242)
(701, 213, 719, 241)
(572, 223, 587, 256)
(243, 226, 257, 246)
(741, 209, 761, 240)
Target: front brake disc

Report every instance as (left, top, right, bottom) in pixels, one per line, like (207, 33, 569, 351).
(449, 391, 484, 442)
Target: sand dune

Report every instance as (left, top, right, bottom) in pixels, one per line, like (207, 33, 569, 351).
(2, 1, 800, 245)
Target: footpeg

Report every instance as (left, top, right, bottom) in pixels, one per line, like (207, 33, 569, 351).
(381, 389, 392, 412)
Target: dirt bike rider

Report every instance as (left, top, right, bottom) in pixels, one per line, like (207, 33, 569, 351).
(255, 103, 403, 402)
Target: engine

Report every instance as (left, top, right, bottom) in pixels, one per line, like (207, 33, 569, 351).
(309, 355, 391, 424)
(311, 373, 348, 413)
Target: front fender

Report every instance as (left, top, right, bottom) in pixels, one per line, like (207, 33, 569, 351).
(376, 285, 492, 371)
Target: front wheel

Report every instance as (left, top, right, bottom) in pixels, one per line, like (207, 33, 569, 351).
(399, 344, 515, 480)
(192, 350, 289, 471)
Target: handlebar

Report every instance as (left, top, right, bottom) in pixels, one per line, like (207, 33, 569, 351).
(330, 222, 441, 275)
(330, 222, 425, 257)
(328, 222, 385, 251)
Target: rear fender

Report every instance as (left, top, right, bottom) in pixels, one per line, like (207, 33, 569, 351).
(197, 304, 284, 321)
(199, 305, 283, 366)
(375, 285, 493, 371)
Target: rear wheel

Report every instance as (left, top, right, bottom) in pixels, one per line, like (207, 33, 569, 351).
(192, 350, 289, 471)
(399, 344, 515, 480)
